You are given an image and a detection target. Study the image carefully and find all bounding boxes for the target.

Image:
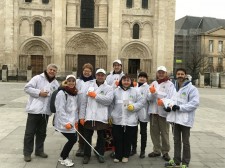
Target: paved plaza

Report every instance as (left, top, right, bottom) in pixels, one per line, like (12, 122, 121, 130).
(0, 82, 224, 168)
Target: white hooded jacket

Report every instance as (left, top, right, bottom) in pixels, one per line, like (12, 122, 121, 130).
(24, 73, 59, 115)
(110, 87, 144, 126)
(166, 81, 199, 127)
(106, 71, 124, 89)
(134, 83, 150, 122)
(79, 80, 113, 124)
(54, 90, 78, 133)
(147, 80, 176, 118)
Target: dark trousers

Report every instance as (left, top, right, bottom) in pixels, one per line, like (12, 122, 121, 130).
(78, 123, 85, 148)
(131, 126, 138, 151)
(61, 133, 77, 159)
(83, 128, 106, 157)
(173, 124, 191, 166)
(131, 122, 148, 152)
(23, 113, 49, 156)
(112, 125, 136, 160)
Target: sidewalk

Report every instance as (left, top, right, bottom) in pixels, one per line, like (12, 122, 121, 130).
(0, 82, 224, 168)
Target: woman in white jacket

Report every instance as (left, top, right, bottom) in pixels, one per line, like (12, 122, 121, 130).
(110, 75, 143, 163)
(54, 75, 79, 167)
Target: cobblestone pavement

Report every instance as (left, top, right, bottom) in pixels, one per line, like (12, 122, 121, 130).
(0, 82, 224, 168)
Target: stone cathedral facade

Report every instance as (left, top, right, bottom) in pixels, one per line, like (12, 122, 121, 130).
(0, 0, 175, 79)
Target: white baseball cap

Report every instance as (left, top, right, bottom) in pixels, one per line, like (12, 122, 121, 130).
(157, 66, 167, 72)
(96, 68, 106, 75)
(113, 59, 122, 65)
(66, 74, 76, 80)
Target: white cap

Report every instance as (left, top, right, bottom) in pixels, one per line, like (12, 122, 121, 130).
(96, 68, 106, 75)
(66, 74, 76, 80)
(157, 66, 167, 72)
(113, 59, 122, 65)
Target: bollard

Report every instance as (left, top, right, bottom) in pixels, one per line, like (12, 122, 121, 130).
(2, 65, 8, 82)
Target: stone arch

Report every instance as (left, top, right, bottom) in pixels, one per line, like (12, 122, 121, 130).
(66, 32, 107, 55)
(31, 15, 45, 26)
(120, 41, 152, 59)
(20, 37, 52, 55)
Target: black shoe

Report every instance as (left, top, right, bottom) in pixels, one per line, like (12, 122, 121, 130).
(162, 153, 171, 161)
(148, 152, 161, 157)
(130, 149, 137, 156)
(76, 147, 84, 157)
(24, 155, 31, 162)
(35, 152, 48, 158)
(83, 156, 90, 164)
(139, 151, 145, 159)
(97, 156, 105, 163)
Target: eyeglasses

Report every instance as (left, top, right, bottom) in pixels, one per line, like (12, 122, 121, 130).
(83, 70, 92, 73)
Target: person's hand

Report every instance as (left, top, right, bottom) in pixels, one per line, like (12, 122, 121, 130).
(157, 99, 163, 106)
(88, 92, 96, 98)
(127, 104, 134, 111)
(80, 119, 86, 126)
(65, 123, 72, 130)
(172, 105, 180, 111)
(108, 118, 113, 125)
(149, 85, 156, 93)
(115, 80, 119, 87)
(133, 81, 137, 87)
(39, 90, 49, 97)
(164, 107, 171, 112)
(75, 122, 78, 130)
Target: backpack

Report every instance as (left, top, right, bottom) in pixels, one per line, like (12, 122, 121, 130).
(50, 89, 67, 113)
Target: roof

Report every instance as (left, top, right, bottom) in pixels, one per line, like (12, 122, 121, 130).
(175, 15, 225, 35)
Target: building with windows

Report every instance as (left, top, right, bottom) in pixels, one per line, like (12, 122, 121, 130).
(174, 16, 225, 84)
(0, 0, 175, 79)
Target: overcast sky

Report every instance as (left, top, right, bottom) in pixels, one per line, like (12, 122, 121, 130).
(175, 0, 225, 20)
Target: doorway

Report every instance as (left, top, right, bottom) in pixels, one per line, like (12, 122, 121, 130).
(31, 55, 43, 76)
(128, 59, 140, 79)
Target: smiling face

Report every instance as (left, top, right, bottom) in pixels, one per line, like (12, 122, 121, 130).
(113, 63, 122, 73)
(67, 78, 76, 88)
(157, 70, 167, 80)
(46, 66, 57, 78)
(176, 70, 186, 83)
(121, 77, 131, 88)
(138, 76, 147, 83)
(83, 68, 92, 78)
(96, 73, 106, 83)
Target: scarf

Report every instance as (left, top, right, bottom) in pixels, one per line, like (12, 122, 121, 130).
(113, 70, 122, 74)
(80, 74, 94, 82)
(44, 70, 55, 83)
(138, 82, 144, 87)
(59, 86, 78, 96)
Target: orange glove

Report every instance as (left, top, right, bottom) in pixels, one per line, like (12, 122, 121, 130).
(157, 98, 163, 106)
(133, 81, 137, 87)
(149, 85, 156, 93)
(75, 122, 78, 130)
(65, 123, 72, 130)
(115, 80, 119, 87)
(80, 119, 85, 126)
(88, 91, 96, 98)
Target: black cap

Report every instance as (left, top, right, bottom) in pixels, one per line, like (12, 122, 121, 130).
(138, 72, 148, 79)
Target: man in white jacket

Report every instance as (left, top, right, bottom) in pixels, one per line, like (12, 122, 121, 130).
(23, 64, 59, 162)
(165, 68, 199, 168)
(79, 68, 113, 164)
(147, 66, 176, 161)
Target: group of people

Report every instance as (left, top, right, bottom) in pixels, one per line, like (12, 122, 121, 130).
(23, 61, 199, 168)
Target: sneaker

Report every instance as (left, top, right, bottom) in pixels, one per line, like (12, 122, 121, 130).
(83, 156, 90, 164)
(148, 152, 161, 157)
(58, 157, 72, 162)
(24, 155, 31, 162)
(181, 164, 188, 168)
(162, 153, 171, 161)
(114, 158, 120, 163)
(139, 151, 145, 159)
(35, 152, 48, 158)
(60, 158, 74, 167)
(97, 156, 105, 163)
(165, 159, 180, 167)
(122, 157, 128, 163)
